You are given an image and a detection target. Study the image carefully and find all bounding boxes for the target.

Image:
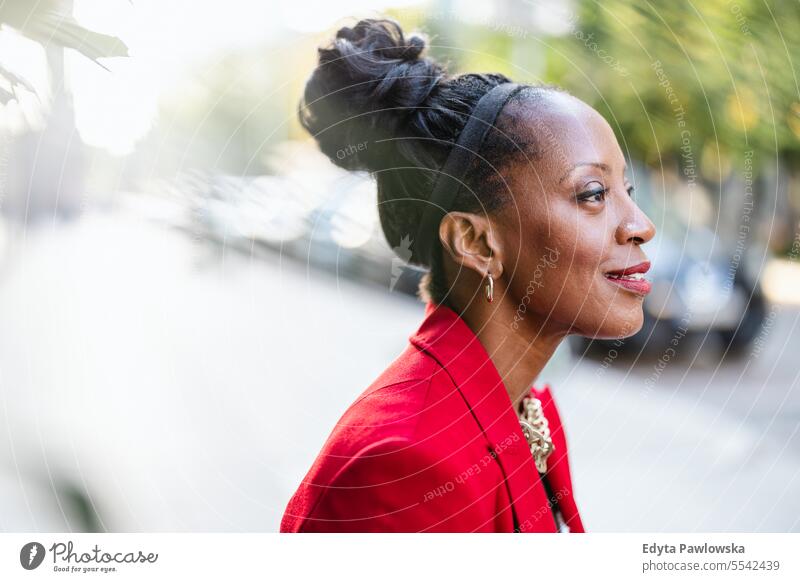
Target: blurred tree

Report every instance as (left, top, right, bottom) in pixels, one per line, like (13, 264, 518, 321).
(0, 0, 127, 220)
(401, 0, 798, 248)
(543, 0, 799, 169)
(0, 0, 128, 105)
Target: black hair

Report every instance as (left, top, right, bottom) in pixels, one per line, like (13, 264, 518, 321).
(299, 18, 558, 305)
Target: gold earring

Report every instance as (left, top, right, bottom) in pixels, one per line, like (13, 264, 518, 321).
(485, 273, 494, 303)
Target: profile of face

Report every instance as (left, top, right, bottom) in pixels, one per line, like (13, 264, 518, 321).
(484, 92, 656, 340)
(301, 18, 654, 341)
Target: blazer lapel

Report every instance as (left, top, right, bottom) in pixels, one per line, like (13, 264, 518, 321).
(535, 385, 586, 533)
(409, 302, 556, 532)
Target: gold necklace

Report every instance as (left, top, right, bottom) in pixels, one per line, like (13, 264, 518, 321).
(518, 394, 555, 474)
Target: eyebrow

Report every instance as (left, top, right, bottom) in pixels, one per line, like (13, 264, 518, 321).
(558, 162, 628, 184)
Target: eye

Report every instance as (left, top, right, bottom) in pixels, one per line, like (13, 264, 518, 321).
(626, 185, 635, 197)
(576, 185, 607, 204)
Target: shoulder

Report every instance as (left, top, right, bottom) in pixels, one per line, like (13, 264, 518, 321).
(281, 345, 492, 532)
(293, 435, 486, 532)
(329, 344, 462, 448)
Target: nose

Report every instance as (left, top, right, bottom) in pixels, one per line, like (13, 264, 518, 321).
(615, 200, 656, 246)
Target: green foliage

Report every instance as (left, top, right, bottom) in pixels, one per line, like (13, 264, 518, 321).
(542, 0, 799, 171)
(392, 0, 798, 174)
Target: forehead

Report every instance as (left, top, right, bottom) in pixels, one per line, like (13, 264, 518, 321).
(511, 91, 623, 178)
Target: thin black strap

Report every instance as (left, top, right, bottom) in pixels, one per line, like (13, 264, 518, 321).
(540, 472, 565, 531)
(412, 82, 523, 266)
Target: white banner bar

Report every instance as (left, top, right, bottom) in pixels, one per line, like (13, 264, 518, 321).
(1, 533, 797, 581)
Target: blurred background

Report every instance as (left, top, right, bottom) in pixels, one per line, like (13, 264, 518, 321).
(1, 0, 799, 532)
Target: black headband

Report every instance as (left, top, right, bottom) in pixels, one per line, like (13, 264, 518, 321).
(412, 82, 523, 266)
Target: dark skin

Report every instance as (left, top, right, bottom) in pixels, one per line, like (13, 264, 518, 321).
(438, 91, 656, 410)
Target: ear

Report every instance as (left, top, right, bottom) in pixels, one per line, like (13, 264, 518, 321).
(438, 212, 504, 278)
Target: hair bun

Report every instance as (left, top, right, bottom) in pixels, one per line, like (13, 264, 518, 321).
(334, 19, 426, 62)
(399, 35, 426, 61)
(299, 19, 444, 172)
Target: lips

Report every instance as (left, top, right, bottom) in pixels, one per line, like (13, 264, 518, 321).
(604, 261, 652, 295)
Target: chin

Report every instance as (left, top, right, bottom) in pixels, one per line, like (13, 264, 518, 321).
(573, 308, 644, 340)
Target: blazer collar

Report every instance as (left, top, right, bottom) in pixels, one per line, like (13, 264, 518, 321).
(408, 301, 558, 531)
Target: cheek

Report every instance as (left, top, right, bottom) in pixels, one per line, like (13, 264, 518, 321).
(533, 213, 642, 336)
(544, 212, 607, 294)
(498, 216, 568, 316)
(567, 225, 643, 336)
(499, 201, 642, 336)
(506, 214, 604, 322)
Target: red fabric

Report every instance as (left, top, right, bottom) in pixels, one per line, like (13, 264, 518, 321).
(280, 301, 585, 533)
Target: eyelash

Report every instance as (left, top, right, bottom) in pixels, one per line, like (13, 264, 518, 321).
(577, 185, 635, 203)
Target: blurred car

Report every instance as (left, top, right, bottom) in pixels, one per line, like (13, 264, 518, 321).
(160, 155, 425, 299)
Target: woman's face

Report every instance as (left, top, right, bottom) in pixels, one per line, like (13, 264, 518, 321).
(494, 91, 656, 340)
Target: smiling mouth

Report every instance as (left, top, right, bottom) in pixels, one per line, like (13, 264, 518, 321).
(603, 261, 652, 295)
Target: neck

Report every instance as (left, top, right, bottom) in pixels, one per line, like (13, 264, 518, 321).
(455, 298, 566, 410)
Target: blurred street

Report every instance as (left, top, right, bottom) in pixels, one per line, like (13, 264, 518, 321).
(1, 208, 797, 532)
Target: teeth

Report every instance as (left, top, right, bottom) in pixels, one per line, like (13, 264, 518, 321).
(606, 272, 645, 280)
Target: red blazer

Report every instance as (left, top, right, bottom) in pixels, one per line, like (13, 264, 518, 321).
(280, 301, 585, 532)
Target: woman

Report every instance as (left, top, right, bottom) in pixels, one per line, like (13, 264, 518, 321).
(280, 18, 655, 533)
